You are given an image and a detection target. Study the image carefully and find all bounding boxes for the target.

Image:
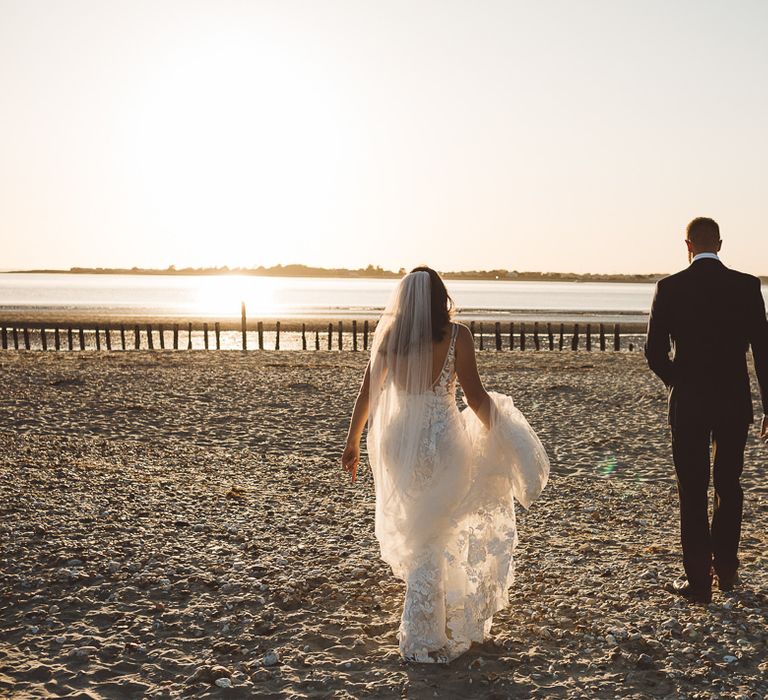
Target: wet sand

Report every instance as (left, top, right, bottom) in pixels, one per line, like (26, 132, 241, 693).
(1, 351, 767, 698)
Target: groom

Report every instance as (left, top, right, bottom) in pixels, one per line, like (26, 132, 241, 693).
(645, 217, 768, 604)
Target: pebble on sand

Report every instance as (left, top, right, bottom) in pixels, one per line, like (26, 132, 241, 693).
(263, 650, 280, 667)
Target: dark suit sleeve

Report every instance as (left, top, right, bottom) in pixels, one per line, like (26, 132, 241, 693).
(747, 278, 768, 414)
(645, 281, 675, 387)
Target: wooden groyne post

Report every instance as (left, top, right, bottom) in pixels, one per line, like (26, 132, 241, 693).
(509, 323, 515, 351)
(187, 323, 193, 350)
(352, 320, 358, 351)
(275, 321, 281, 350)
(302, 323, 307, 350)
(94, 325, 101, 351)
(120, 325, 126, 351)
(363, 320, 369, 351)
(241, 302, 247, 351)
(586, 324, 592, 352)
(327, 323, 332, 350)
(494, 322, 502, 351)
(533, 322, 540, 351)
(571, 324, 580, 351)
(338, 322, 343, 351)
(600, 323, 606, 352)
(41, 328, 47, 351)
(547, 323, 554, 351)
(78, 327, 85, 351)
(614, 324, 621, 351)
(172, 324, 179, 350)
(215, 322, 221, 350)
(520, 323, 526, 352)
(203, 323, 209, 350)
(258, 321, 264, 350)
(479, 322, 484, 351)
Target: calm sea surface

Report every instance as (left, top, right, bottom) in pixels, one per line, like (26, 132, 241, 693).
(1, 273, 766, 324)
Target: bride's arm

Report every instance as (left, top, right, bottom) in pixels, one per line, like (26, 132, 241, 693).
(455, 324, 492, 429)
(341, 362, 372, 483)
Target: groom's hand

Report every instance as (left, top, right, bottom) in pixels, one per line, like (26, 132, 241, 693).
(761, 415, 768, 444)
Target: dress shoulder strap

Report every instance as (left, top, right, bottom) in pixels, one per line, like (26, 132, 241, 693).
(433, 324, 460, 388)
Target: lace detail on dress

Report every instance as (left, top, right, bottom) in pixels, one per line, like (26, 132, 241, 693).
(400, 496, 518, 663)
(399, 549, 449, 662)
(411, 325, 459, 488)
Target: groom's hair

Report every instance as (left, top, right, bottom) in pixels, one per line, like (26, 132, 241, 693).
(686, 217, 720, 247)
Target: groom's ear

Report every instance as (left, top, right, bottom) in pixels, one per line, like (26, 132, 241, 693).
(716, 239, 722, 252)
(685, 239, 694, 254)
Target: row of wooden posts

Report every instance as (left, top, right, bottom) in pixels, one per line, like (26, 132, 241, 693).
(1, 302, 634, 352)
(0, 322, 225, 351)
(0, 319, 631, 352)
(470, 320, 629, 352)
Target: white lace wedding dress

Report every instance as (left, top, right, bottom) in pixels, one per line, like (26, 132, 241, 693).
(368, 323, 550, 663)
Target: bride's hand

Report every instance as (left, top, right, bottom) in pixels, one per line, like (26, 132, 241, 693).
(341, 440, 360, 483)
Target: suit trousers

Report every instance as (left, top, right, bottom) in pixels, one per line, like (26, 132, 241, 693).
(670, 421, 749, 587)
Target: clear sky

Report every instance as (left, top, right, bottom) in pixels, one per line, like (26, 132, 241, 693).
(1, 0, 766, 274)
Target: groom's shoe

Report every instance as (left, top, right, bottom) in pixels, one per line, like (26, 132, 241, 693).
(716, 572, 739, 592)
(671, 579, 712, 605)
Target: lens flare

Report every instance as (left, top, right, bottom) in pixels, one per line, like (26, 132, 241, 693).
(597, 455, 618, 477)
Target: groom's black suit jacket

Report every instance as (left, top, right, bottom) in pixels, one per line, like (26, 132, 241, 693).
(645, 257, 768, 427)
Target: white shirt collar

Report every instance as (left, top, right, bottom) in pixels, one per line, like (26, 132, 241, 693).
(691, 252, 721, 263)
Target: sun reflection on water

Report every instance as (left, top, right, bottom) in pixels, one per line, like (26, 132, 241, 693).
(192, 276, 279, 317)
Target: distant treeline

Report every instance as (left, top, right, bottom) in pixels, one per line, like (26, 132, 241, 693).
(12, 264, 683, 283)
(12, 263, 768, 284)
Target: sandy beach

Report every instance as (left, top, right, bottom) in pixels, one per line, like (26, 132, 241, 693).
(1, 351, 767, 699)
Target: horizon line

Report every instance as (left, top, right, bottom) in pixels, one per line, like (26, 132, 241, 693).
(3, 263, 768, 281)
(3, 263, 673, 277)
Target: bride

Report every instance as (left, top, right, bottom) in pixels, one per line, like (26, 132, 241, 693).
(341, 267, 550, 663)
